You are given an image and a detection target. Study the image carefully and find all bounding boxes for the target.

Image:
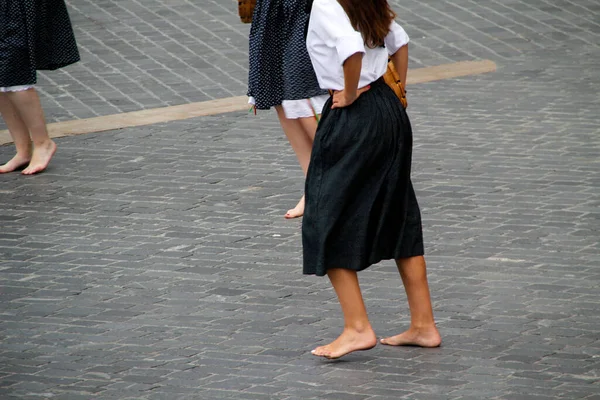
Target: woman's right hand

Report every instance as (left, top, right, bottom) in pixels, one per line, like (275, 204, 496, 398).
(331, 85, 370, 109)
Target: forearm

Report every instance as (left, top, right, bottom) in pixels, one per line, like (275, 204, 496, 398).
(390, 44, 408, 86)
(342, 52, 364, 95)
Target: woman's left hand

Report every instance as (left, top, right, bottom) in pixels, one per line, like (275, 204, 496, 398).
(331, 85, 370, 109)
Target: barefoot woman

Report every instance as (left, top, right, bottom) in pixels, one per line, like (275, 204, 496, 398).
(248, 0, 329, 218)
(0, 0, 79, 175)
(303, 0, 441, 359)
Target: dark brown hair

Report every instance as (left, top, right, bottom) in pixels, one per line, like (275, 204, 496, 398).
(336, 0, 397, 48)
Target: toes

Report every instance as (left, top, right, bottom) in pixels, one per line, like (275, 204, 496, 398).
(310, 347, 321, 355)
(311, 346, 332, 357)
(380, 337, 395, 345)
(380, 336, 403, 346)
(22, 163, 46, 175)
(312, 349, 332, 358)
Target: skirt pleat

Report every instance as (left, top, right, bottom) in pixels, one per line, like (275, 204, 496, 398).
(302, 78, 424, 276)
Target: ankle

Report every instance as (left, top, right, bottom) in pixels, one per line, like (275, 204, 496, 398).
(15, 149, 32, 159)
(345, 322, 374, 334)
(32, 138, 53, 148)
(409, 323, 438, 332)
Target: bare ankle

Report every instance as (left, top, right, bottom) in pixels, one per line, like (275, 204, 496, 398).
(345, 323, 374, 334)
(410, 322, 437, 330)
(14, 151, 32, 160)
(32, 138, 54, 149)
(15, 143, 32, 157)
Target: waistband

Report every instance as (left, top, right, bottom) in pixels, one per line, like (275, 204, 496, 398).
(328, 77, 386, 96)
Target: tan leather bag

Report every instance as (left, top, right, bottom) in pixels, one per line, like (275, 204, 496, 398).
(238, 0, 256, 24)
(383, 59, 407, 108)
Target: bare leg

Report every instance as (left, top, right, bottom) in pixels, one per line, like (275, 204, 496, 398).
(312, 268, 377, 359)
(381, 256, 442, 347)
(0, 93, 32, 173)
(6, 89, 56, 175)
(298, 115, 318, 142)
(275, 106, 318, 219)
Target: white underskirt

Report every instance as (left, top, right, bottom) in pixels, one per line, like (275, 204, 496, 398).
(249, 95, 329, 119)
(0, 85, 34, 93)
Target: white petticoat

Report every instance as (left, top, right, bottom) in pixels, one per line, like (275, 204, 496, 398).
(0, 85, 34, 93)
(248, 94, 329, 119)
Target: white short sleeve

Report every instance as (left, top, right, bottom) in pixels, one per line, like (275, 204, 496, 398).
(385, 21, 410, 56)
(310, 0, 365, 65)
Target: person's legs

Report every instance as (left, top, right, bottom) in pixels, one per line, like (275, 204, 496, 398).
(0, 92, 32, 173)
(5, 88, 56, 175)
(381, 255, 442, 347)
(297, 114, 318, 142)
(275, 106, 313, 174)
(274, 105, 317, 218)
(311, 268, 377, 359)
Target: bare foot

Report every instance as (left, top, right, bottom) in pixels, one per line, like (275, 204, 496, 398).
(311, 327, 377, 359)
(284, 194, 305, 219)
(0, 153, 31, 173)
(380, 326, 441, 348)
(22, 140, 56, 175)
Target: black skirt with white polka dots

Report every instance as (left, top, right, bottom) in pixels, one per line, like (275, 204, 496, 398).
(0, 0, 80, 87)
(248, 0, 327, 110)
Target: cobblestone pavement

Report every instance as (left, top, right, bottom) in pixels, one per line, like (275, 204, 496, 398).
(2, 0, 600, 126)
(1, 0, 600, 399)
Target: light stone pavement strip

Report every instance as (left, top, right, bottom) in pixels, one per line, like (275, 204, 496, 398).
(1, 0, 600, 399)
(0, 59, 497, 145)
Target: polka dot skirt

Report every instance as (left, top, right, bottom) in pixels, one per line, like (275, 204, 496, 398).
(247, 0, 327, 110)
(0, 0, 80, 88)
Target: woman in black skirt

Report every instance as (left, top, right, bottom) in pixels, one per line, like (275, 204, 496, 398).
(248, 0, 329, 218)
(0, 0, 79, 175)
(304, 0, 441, 359)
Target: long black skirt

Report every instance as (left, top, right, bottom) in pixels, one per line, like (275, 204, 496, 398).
(0, 0, 80, 87)
(302, 78, 424, 276)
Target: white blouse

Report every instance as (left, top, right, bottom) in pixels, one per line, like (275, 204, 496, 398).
(306, 0, 410, 91)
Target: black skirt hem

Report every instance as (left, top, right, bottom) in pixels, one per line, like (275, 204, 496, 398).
(303, 247, 425, 277)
